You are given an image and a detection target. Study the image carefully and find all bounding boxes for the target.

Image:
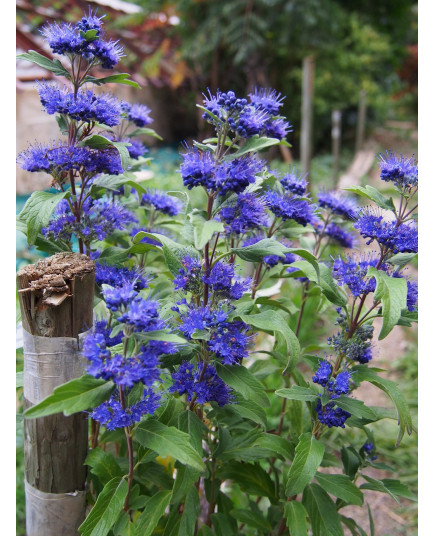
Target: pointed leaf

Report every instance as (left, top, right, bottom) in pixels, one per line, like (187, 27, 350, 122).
(302, 484, 344, 536)
(135, 420, 205, 471)
(283, 501, 309, 536)
(24, 375, 115, 419)
(215, 363, 270, 408)
(315, 473, 363, 506)
(78, 477, 128, 536)
(134, 490, 172, 536)
(285, 433, 325, 497)
(276, 386, 319, 402)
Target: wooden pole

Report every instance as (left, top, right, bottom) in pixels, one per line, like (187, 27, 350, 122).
(355, 89, 367, 153)
(17, 252, 95, 536)
(332, 109, 342, 185)
(300, 55, 315, 183)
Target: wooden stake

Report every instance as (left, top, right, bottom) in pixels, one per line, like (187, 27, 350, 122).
(355, 89, 367, 153)
(300, 55, 315, 183)
(332, 109, 342, 185)
(17, 253, 95, 536)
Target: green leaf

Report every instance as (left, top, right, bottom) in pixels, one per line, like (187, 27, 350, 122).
(232, 240, 319, 276)
(215, 363, 270, 408)
(285, 433, 325, 497)
(352, 365, 412, 445)
(179, 487, 201, 536)
(189, 213, 224, 250)
(18, 191, 70, 246)
(341, 446, 362, 480)
(230, 508, 272, 532)
(24, 375, 114, 419)
(217, 462, 276, 500)
(239, 310, 300, 374)
(359, 475, 416, 503)
(196, 104, 224, 125)
(368, 504, 375, 536)
(228, 398, 268, 429)
(83, 73, 141, 89)
(178, 410, 205, 455)
(254, 433, 293, 460)
(366, 267, 407, 339)
(135, 330, 187, 344)
(331, 397, 377, 420)
(16, 371, 24, 389)
(302, 484, 344, 536)
(98, 246, 131, 265)
(288, 261, 347, 306)
(17, 51, 71, 77)
(135, 420, 205, 471)
(128, 127, 163, 140)
(315, 473, 363, 506)
(85, 448, 123, 485)
(340, 516, 368, 536)
(79, 135, 131, 170)
(88, 174, 147, 198)
(225, 135, 280, 159)
(283, 501, 309, 536)
(16, 219, 69, 255)
(387, 252, 417, 269)
(275, 386, 319, 402)
(134, 490, 172, 536)
(78, 477, 128, 536)
(132, 231, 198, 276)
(344, 185, 395, 212)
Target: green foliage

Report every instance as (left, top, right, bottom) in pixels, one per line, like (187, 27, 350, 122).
(285, 433, 325, 497)
(24, 375, 115, 419)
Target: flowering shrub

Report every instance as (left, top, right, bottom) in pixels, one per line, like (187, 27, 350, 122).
(18, 11, 417, 536)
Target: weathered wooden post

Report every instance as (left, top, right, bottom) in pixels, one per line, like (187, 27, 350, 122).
(355, 89, 367, 153)
(332, 109, 342, 185)
(300, 55, 315, 185)
(17, 252, 95, 536)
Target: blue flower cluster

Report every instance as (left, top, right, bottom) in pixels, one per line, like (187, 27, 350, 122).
(312, 361, 352, 428)
(95, 261, 148, 291)
(18, 143, 123, 178)
(141, 189, 183, 216)
(41, 11, 124, 68)
(42, 197, 136, 244)
(91, 390, 161, 430)
(355, 210, 418, 254)
(202, 88, 291, 141)
(38, 83, 122, 126)
(317, 191, 359, 220)
(219, 193, 269, 235)
(170, 362, 232, 406)
(328, 319, 374, 364)
(324, 223, 356, 249)
(280, 171, 308, 195)
(84, 279, 177, 429)
(332, 254, 385, 297)
(121, 102, 153, 127)
(180, 149, 265, 195)
(263, 190, 317, 226)
(378, 151, 418, 189)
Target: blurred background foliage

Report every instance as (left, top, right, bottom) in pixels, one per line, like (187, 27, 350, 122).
(17, 0, 417, 154)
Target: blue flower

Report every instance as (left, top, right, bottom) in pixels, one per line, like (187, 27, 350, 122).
(42, 197, 136, 243)
(332, 254, 387, 297)
(248, 88, 285, 115)
(202, 261, 251, 300)
(95, 262, 148, 290)
(214, 156, 265, 195)
(141, 189, 182, 216)
(263, 190, 317, 226)
(317, 191, 358, 220)
(312, 360, 332, 387)
(355, 210, 418, 254)
(324, 223, 356, 249)
(18, 143, 124, 177)
(102, 282, 138, 312)
(180, 148, 216, 190)
(173, 255, 203, 293)
(406, 280, 418, 311)
(208, 321, 251, 365)
(122, 102, 153, 127)
(264, 117, 292, 140)
(316, 398, 351, 428)
(170, 362, 232, 406)
(93, 319, 124, 347)
(280, 171, 308, 195)
(378, 151, 418, 188)
(118, 297, 164, 332)
(328, 323, 374, 364)
(38, 83, 122, 126)
(219, 193, 268, 235)
(333, 370, 352, 395)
